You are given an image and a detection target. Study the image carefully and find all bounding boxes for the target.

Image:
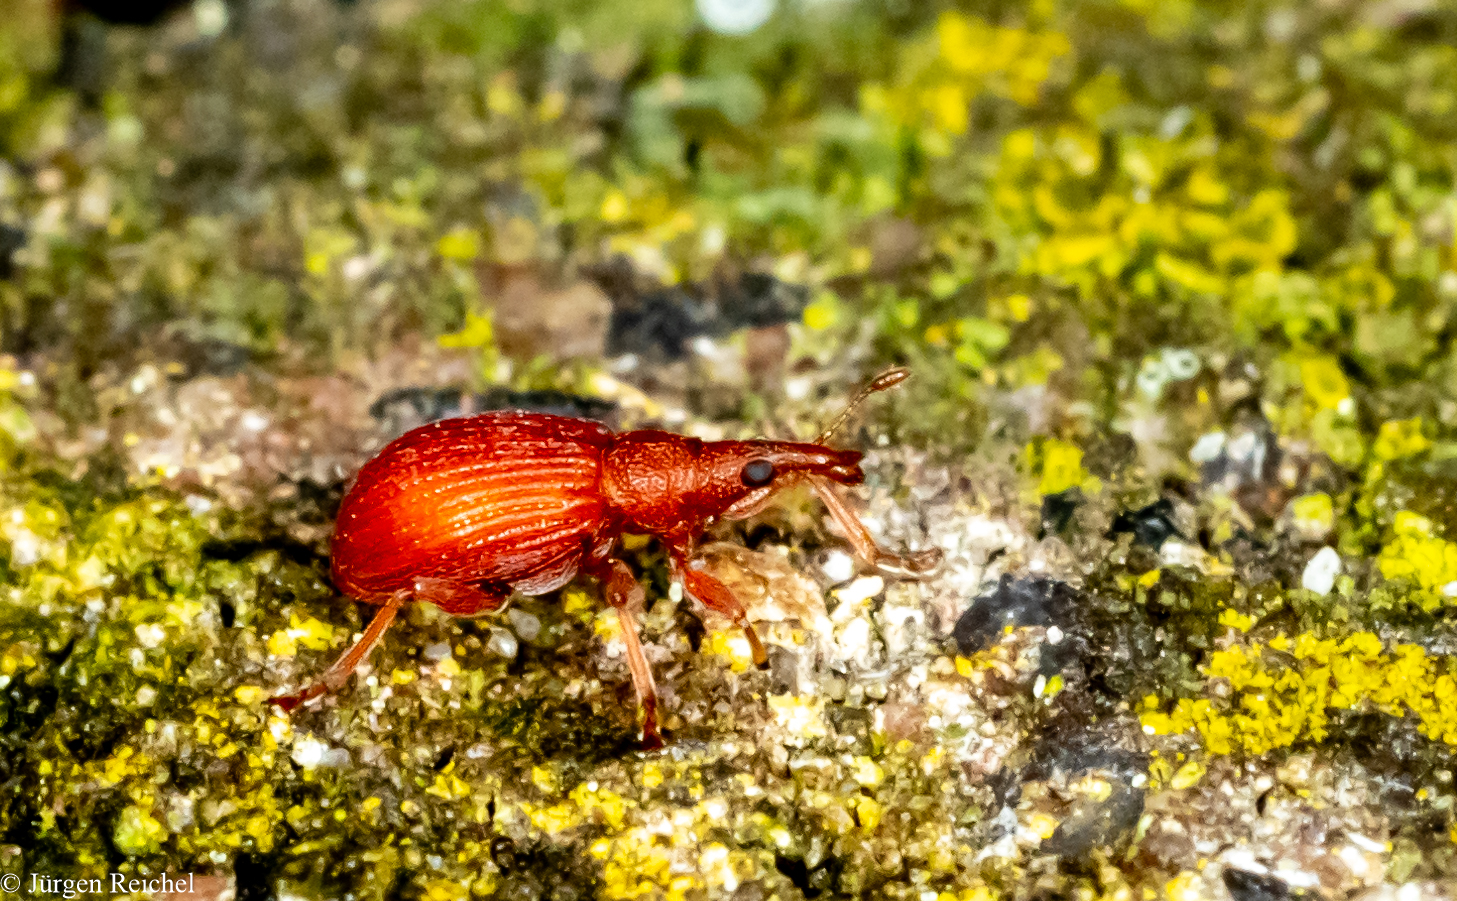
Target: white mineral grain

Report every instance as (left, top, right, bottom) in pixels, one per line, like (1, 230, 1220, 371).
(820, 549, 855, 584)
(134, 623, 166, 649)
(833, 575, 884, 610)
(291, 734, 329, 769)
(835, 617, 873, 662)
(487, 627, 519, 659)
(1302, 547, 1341, 595)
(507, 608, 541, 641)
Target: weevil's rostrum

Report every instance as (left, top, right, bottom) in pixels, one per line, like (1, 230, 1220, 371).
(272, 369, 940, 748)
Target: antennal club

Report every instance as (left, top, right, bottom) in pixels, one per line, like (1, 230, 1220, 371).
(815, 367, 911, 444)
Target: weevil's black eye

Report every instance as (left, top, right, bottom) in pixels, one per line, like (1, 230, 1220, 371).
(741, 458, 776, 488)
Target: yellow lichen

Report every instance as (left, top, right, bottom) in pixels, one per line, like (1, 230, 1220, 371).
(1378, 511, 1457, 610)
(641, 762, 664, 790)
(1142, 631, 1457, 754)
(1300, 356, 1351, 411)
(702, 630, 756, 674)
(1373, 417, 1431, 461)
(1037, 439, 1085, 495)
(1217, 608, 1255, 632)
(113, 804, 166, 856)
(435, 226, 480, 261)
(1290, 492, 1335, 539)
(1027, 438, 1100, 496)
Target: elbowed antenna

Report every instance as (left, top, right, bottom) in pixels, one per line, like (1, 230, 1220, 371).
(808, 366, 941, 578)
(815, 367, 911, 445)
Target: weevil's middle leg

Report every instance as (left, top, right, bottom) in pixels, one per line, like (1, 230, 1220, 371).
(591, 558, 663, 750)
(270, 589, 407, 713)
(673, 553, 768, 668)
(809, 474, 942, 578)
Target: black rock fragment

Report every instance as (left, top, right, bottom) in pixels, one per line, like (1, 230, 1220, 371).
(715, 271, 809, 330)
(953, 576, 1080, 655)
(64, 0, 193, 25)
(1036, 735, 1146, 859)
(0, 224, 25, 281)
(1223, 868, 1299, 901)
(591, 260, 810, 359)
(168, 334, 254, 378)
(606, 287, 716, 359)
(774, 851, 840, 898)
(1039, 489, 1081, 539)
(1109, 498, 1182, 550)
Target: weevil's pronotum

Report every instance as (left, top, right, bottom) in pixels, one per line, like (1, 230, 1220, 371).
(271, 368, 941, 747)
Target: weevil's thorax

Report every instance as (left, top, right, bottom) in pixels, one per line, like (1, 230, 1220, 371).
(601, 431, 706, 536)
(601, 431, 866, 539)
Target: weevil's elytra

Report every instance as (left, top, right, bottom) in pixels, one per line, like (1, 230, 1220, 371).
(271, 368, 942, 749)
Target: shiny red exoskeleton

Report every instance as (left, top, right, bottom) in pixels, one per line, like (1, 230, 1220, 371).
(270, 369, 940, 748)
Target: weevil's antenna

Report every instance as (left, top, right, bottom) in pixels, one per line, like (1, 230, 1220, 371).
(808, 366, 940, 577)
(815, 367, 911, 444)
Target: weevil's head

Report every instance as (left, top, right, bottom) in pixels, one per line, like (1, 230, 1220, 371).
(696, 439, 864, 521)
(601, 432, 864, 536)
(602, 368, 911, 538)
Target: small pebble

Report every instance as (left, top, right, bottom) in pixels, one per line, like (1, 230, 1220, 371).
(820, 550, 855, 584)
(696, 0, 775, 36)
(1302, 547, 1341, 596)
(487, 627, 519, 659)
(292, 735, 329, 769)
(507, 608, 542, 641)
(134, 623, 166, 649)
(1162, 347, 1201, 380)
(836, 617, 872, 661)
(835, 575, 885, 607)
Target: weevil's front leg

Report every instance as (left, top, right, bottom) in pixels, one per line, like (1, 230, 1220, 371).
(270, 589, 408, 713)
(671, 552, 768, 669)
(589, 558, 663, 751)
(808, 474, 942, 578)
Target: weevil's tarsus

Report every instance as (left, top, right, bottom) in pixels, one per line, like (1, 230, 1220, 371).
(270, 590, 407, 712)
(815, 366, 911, 444)
(593, 558, 663, 750)
(810, 474, 942, 578)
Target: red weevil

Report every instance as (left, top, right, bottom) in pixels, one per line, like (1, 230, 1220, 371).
(271, 368, 940, 748)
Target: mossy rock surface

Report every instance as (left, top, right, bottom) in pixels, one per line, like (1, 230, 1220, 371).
(3, 0, 1457, 897)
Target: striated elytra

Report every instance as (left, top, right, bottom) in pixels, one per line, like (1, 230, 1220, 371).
(271, 368, 941, 748)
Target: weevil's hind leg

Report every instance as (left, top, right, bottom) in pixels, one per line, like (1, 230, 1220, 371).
(590, 559, 663, 751)
(673, 554, 768, 669)
(270, 580, 510, 713)
(270, 590, 408, 713)
(808, 474, 943, 578)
